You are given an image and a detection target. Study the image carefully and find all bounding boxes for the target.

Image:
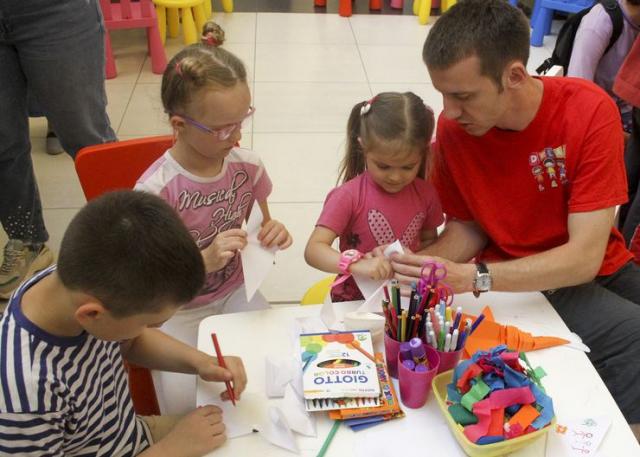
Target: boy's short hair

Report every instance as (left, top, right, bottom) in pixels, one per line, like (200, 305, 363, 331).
(422, 0, 530, 89)
(57, 190, 205, 318)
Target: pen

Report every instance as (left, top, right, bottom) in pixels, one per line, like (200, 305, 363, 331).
(211, 333, 236, 406)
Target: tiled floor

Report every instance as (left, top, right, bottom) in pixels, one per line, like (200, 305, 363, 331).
(1, 11, 559, 305)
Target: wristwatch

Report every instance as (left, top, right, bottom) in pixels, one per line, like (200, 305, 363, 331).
(472, 262, 492, 298)
(337, 249, 364, 276)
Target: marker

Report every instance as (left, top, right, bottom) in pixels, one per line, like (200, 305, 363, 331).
(444, 333, 452, 352)
(451, 329, 459, 351)
(428, 330, 436, 350)
(452, 310, 462, 332)
(470, 314, 485, 335)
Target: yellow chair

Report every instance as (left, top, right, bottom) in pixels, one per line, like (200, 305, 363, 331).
(202, 0, 234, 17)
(301, 276, 336, 306)
(413, 0, 455, 24)
(153, 0, 208, 45)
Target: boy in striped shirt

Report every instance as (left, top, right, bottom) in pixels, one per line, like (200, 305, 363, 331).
(0, 190, 247, 456)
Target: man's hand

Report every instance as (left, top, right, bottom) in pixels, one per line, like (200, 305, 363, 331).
(201, 229, 247, 272)
(390, 253, 476, 293)
(196, 355, 248, 402)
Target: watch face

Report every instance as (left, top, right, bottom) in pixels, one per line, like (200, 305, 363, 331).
(476, 273, 492, 291)
(344, 249, 357, 258)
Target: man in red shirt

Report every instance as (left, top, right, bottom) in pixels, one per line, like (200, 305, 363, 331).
(391, 0, 640, 437)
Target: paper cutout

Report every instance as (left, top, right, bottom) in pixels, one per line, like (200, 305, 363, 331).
(343, 311, 385, 344)
(261, 406, 299, 453)
(354, 240, 405, 313)
(461, 307, 570, 357)
(507, 403, 540, 431)
(265, 355, 295, 398)
(281, 384, 316, 437)
(241, 204, 278, 302)
(554, 415, 611, 456)
(461, 377, 490, 411)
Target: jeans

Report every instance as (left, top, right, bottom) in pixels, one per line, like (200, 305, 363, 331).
(0, 0, 116, 244)
(543, 261, 640, 423)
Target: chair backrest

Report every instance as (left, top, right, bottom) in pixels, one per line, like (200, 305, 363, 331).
(99, 0, 154, 25)
(75, 135, 172, 201)
(74, 135, 173, 417)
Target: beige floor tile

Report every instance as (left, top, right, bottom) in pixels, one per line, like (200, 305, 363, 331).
(359, 44, 431, 83)
(256, 12, 355, 44)
(254, 132, 344, 203)
(106, 82, 135, 133)
(255, 43, 365, 83)
(42, 208, 81, 256)
(32, 146, 86, 210)
(350, 14, 431, 46)
(208, 12, 257, 43)
(260, 202, 327, 303)
(253, 82, 371, 133)
(118, 83, 172, 137)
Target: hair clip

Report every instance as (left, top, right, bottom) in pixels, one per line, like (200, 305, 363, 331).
(174, 61, 183, 77)
(201, 34, 220, 47)
(360, 96, 376, 116)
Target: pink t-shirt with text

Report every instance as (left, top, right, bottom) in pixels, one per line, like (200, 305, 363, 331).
(136, 148, 272, 308)
(317, 172, 444, 301)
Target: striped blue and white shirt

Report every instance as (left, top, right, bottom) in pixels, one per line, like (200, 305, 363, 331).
(0, 267, 152, 456)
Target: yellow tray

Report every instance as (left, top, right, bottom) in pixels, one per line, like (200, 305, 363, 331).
(432, 370, 555, 457)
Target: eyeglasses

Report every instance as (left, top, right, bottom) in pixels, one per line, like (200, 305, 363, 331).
(173, 106, 255, 141)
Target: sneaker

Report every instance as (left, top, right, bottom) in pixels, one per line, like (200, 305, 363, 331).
(45, 130, 64, 155)
(0, 240, 54, 299)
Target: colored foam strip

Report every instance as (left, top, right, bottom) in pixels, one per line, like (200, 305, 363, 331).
(507, 403, 540, 431)
(461, 377, 491, 411)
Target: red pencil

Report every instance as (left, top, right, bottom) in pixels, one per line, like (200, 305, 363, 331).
(211, 333, 236, 406)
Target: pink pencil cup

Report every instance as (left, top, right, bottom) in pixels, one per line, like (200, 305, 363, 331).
(435, 347, 463, 374)
(397, 345, 440, 409)
(384, 333, 402, 379)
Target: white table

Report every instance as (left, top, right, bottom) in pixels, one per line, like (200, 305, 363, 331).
(196, 292, 639, 456)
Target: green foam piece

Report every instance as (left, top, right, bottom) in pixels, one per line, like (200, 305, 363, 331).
(461, 376, 491, 411)
(449, 404, 479, 425)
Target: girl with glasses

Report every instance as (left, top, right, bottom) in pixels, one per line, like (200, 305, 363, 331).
(136, 43, 291, 415)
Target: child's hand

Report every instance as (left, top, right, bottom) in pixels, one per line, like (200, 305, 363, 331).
(156, 405, 226, 457)
(368, 244, 391, 258)
(349, 257, 393, 281)
(201, 229, 247, 272)
(197, 355, 248, 402)
(258, 219, 293, 249)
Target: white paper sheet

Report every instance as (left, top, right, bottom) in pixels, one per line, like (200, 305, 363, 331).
(550, 415, 611, 457)
(196, 392, 265, 439)
(281, 384, 316, 437)
(241, 205, 278, 302)
(265, 355, 296, 398)
(262, 406, 299, 454)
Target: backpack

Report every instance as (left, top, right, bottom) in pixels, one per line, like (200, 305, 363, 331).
(536, 0, 624, 75)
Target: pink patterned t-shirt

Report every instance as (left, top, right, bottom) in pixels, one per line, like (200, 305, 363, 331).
(136, 148, 272, 308)
(317, 172, 444, 302)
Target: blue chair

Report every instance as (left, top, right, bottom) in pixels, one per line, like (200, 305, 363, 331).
(530, 0, 594, 46)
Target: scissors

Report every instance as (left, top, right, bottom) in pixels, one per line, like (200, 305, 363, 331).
(419, 260, 447, 290)
(418, 260, 454, 306)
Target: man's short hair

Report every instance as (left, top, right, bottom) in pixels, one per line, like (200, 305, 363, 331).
(57, 190, 205, 318)
(423, 0, 530, 88)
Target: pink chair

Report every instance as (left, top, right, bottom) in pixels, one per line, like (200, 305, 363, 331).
(99, 0, 167, 79)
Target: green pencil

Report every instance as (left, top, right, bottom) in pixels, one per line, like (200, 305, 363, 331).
(317, 420, 341, 457)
